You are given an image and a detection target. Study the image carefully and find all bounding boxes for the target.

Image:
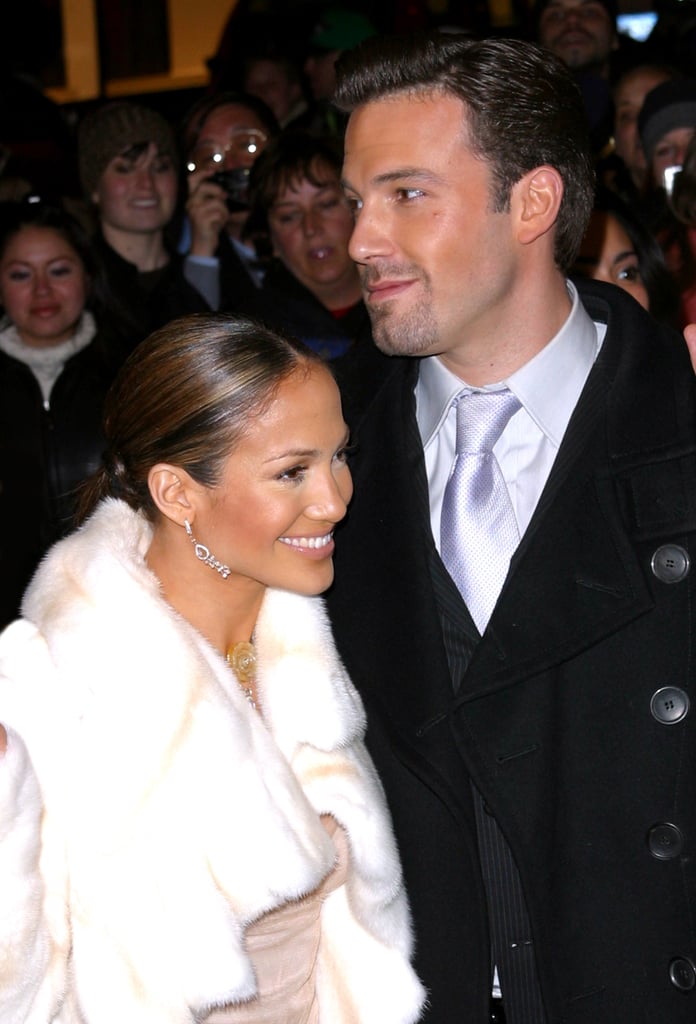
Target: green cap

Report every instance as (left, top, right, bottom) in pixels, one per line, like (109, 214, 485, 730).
(310, 9, 377, 53)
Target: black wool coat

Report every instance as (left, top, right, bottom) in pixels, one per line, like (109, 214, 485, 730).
(326, 279, 696, 1024)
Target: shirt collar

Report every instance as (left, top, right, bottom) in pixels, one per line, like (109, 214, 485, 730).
(416, 280, 603, 448)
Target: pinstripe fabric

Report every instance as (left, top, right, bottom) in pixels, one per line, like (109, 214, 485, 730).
(472, 787, 546, 1023)
(422, 405, 547, 1021)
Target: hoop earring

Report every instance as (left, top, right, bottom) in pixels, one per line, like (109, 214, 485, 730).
(184, 519, 231, 579)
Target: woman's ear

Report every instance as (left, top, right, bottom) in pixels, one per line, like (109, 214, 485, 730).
(147, 464, 201, 527)
(513, 165, 564, 247)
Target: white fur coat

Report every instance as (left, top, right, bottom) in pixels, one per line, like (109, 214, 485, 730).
(0, 499, 425, 1024)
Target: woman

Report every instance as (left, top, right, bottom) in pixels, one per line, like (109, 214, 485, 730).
(78, 100, 207, 350)
(0, 198, 128, 627)
(245, 133, 367, 360)
(573, 187, 679, 325)
(181, 92, 278, 311)
(0, 314, 425, 1023)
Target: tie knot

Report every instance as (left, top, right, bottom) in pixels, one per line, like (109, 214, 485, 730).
(454, 389, 520, 455)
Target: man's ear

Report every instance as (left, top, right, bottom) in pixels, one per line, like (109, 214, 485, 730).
(513, 165, 564, 247)
(147, 464, 202, 527)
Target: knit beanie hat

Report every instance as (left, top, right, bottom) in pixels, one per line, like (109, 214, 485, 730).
(638, 79, 696, 162)
(78, 102, 177, 197)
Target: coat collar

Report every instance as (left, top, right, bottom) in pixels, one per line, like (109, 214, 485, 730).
(337, 283, 696, 714)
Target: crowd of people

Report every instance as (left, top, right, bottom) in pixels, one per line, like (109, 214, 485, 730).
(2, 2, 696, 1023)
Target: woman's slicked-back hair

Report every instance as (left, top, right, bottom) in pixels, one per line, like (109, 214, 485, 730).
(78, 313, 323, 522)
(334, 31, 596, 270)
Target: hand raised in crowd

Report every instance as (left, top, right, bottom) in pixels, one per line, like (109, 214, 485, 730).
(186, 175, 229, 259)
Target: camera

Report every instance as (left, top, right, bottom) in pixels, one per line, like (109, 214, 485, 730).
(207, 168, 251, 212)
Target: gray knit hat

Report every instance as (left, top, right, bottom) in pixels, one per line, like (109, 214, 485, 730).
(638, 79, 696, 162)
(78, 101, 177, 197)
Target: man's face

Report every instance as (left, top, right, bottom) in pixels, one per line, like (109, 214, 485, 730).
(342, 92, 519, 373)
(538, 0, 617, 75)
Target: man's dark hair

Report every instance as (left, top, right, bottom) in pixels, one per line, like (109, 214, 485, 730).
(334, 32, 596, 270)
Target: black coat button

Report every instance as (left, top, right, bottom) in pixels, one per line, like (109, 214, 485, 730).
(651, 544, 690, 583)
(669, 957, 696, 992)
(647, 822, 684, 860)
(650, 687, 690, 725)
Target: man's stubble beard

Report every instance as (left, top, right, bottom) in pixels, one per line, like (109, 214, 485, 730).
(361, 268, 439, 357)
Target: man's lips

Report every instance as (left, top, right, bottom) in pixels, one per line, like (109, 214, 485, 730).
(364, 279, 415, 302)
(557, 29, 593, 44)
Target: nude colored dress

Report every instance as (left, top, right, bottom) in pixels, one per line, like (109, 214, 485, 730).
(205, 818, 350, 1024)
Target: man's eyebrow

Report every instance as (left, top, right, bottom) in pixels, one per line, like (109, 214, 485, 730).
(342, 167, 445, 191)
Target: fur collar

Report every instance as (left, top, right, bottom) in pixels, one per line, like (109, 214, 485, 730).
(0, 499, 423, 1022)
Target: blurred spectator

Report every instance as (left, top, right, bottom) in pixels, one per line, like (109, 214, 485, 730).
(607, 62, 675, 201)
(638, 76, 696, 324)
(181, 92, 278, 310)
(534, 0, 637, 155)
(573, 185, 679, 324)
(242, 51, 310, 129)
(638, 78, 696, 193)
(78, 101, 207, 350)
(0, 71, 77, 198)
(0, 199, 128, 625)
(303, 8, 377, 141)
(246, 132, 366, 358)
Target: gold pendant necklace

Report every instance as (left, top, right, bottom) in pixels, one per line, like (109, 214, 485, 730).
(226, 640, 257, 708)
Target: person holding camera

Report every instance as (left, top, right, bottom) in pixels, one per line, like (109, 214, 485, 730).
(638, 78, 696, 326)
(181, 92, 279, 312)
(77, 101, 207, 351)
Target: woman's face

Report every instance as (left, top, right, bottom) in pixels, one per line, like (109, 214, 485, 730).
(613, 67, 671, 185)
(0, 225, 89, 347)
(574, 210, 649, 310)
(652, 127, 695, 191)
(267, 162, 357, 304)
(192, 364, 353, 600)
(93, 141, 178, 235)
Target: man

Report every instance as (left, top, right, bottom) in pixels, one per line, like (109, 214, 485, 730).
(535, 0, 620, 155)
(303, 7, 377, 140)
(326, 31, 696, 1024)
(536, 0, 617, 78)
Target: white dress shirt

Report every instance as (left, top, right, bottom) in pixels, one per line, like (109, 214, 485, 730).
(416, 281, 607, 550)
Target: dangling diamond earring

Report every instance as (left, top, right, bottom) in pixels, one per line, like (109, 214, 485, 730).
(184, 519, 231, 579)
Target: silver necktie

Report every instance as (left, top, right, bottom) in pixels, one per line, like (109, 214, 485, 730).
(440, 389, 521, 633)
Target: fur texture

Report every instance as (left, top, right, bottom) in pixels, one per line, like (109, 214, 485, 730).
(0, 499, 425, 1023)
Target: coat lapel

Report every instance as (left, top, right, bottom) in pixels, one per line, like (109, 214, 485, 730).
(461, 283, 696, 699)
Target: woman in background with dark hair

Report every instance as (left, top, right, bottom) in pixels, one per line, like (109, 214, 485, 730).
(0, 312, 424, 1024)
(573, 185, 680, 325)
(246, 132, 366, 359)
(0, 198, 128, 625)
